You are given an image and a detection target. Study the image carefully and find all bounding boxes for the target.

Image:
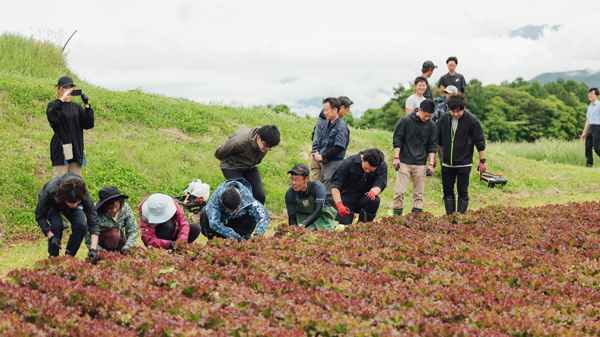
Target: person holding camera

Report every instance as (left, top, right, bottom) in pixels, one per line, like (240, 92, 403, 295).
(47, 76, 94, 177)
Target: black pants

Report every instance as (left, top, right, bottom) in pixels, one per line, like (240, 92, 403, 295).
(335, 193, 380, 225)
(46, 204, 87, 257)
(154, 220, 201, 244)
(586, 125, 600, 166)
(199, 208, 257, 239)
(442, 166, 471, 199)
(221, 167, 265, 204)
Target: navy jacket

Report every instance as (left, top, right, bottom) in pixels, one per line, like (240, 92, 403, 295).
(317, 117, 350, 161)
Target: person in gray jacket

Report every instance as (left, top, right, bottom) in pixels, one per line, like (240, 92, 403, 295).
(214, 125, 280, 204)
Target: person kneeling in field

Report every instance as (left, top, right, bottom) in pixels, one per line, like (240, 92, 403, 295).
(139, 194, 201, 249)
(332, 148, 388, 225)
(200, 178, 270, 241)
(84, 186, 138, 253)
(285, 163, 336, 230)
(35, 172, 100, 264)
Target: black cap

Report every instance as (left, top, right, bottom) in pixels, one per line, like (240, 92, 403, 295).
(95, 186, 129, 210)
(422, 61, 438, 71)
(287, 163, 310, 176)
(57, 76, 76, 88)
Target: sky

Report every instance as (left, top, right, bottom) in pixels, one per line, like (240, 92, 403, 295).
(1, 0, 599, 117)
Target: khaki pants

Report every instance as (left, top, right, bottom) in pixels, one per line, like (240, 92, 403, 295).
(52, 162, 82, 178)
(310, 156, 323, 183)
(393, 164, 426, 209)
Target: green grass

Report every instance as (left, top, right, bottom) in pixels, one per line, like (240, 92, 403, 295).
(489, 138, 588, 166)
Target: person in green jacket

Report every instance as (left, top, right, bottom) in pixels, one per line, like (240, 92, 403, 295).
(85, 186, 138, 253)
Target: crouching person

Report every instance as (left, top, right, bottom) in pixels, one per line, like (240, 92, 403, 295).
(332, 148, 388, 225)
(285, 164, 336, 230)
(35, 172, 99, 264)
(85, 186, 138, 253)
(139, 194, 201, 249)
(200, 178, 270, 241)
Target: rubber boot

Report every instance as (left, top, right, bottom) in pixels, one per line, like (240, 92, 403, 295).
(411, 208, 422, 214)
(365, 211, 376, 222)
(443, 196, 456, 215)
(358, 209, 366, 223)
(393, 208, 403, 216)
(457, 198, 469, 214)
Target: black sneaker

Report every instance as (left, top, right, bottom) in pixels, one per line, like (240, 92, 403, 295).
(587, 164, 593, 168)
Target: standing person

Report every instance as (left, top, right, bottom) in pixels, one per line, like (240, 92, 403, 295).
(331, 148, 388, 225)
(392, 100, 438, 215)
(437, 93, 486, 215)
(34, 172, 100, 264)
(84, 186, 139, 253)
(47, 76, 94, 178)
(139, 194, 201, 249)
(285, 163, 336, 230)
(421, 61, 438, 101)
(581, 88, 600, 167)
(405, 76, 428, 115)
(438, 56, 467, 93)
(199, 178, 270, 241)
(312, 97, 350, 204)
(433, 85, 458, 123)
(310, 96, 353, 182)
(214, 125, 281, 204)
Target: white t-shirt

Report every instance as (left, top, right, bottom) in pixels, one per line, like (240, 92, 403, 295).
(405, 94, 426, 111)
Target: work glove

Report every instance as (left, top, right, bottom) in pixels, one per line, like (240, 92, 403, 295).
(426, 164, 434, 176)
(393, 157, 401, 170)
(81, 94, 90, 105)
(477, 161, 487, 174)
(365, 191, 376, 201)
(49, 236, 61, 250)
(336, 202, 350, 218)
(88, 249, 98, 265)
(168, 241, 176, 250)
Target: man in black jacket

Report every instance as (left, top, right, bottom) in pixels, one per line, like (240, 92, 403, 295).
(437, 93, 487, 215)
(392, 100, 438, 215)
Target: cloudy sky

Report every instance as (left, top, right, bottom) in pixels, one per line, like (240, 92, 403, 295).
(1, 0, 599, 117)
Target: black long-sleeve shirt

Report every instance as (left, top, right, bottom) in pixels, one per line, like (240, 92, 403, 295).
(392, 111, 438, 165)
(331, 153, 388, 197)
(437, 111, 486, 166)
(46, 99, 95, 166)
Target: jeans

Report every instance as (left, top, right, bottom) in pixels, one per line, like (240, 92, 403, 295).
(221, 167, 265, 204)
(47, 204, 87, 257)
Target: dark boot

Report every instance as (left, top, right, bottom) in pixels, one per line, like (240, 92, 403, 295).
(393, 208, 403, 216)
(365, 211, 376, 222)
(443, 196, 456, 215)
(457, 198, 469, 214)
(358, 209, 366, 223)
(411, 208, 422, 214)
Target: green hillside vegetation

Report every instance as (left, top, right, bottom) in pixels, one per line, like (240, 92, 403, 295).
(1, 33, 600, 250)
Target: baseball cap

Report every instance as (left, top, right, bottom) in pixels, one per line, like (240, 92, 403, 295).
(56, 76, 76, 88)
(422, 61, 438, 70)
(444, 85, 459, 94)
(287, 163, 310, 176)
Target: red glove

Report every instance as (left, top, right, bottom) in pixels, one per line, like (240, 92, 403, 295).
(336, 202, 350, 217)
(426, 164, 434, 176)
(365, 191, 376, 201)
(393, 157, 401, 170)
(477, 161, 487, 173)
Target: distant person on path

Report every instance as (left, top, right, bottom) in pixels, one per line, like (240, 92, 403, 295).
(312, 97, 350, 204)
(437, 93, 486, 215)
(214, 125, 281, 204)
(47, 76, 94, 178)
(310, 96, 353, 182)
(331, 148, 388, 225)
(392, 100, 438, 215)
(421, 61, 438, 101)
(84, 186, 139, 253)
(285, 163, 336, 230)
(199, 178, 270, 241)
(405, 76, 428, 115)
(581, 88, 600, 167)
(433, 85, 459, 123)
(438, 56, 467, 94)
(35, 172, 99, 264)
(139, 194, 201, 249)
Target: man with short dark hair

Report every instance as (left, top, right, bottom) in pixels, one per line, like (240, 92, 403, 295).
(331, 148, 388, 225)
(581, 88, 600, 167)
(405, 76, 428, 115)
(437, 93, 486, 215)
(215, 125, 280, 204)
(421, 61, 437, 101)
(438, 56, 467, 93)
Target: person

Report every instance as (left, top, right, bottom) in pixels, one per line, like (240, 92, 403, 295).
(392, 100, 438, 215)
(437, 93, 486, 215)
(312, 97, 350, 204)
(421, 61, 438, 101)
(285, 163, 336, 230)
(331, 148, 388, 224)
(34, 172, 100, 264)
(581, 88, 600, 167)
(214, 125, 280, 205)
(405, 76, 428, 115)
(438, 56, 467, 94)
(84, 186, 139, 253)
(199, 178, 270, 241)
(139, 194, 201, 249)
(46, 76, 94, 178)
(433, 85, 459, 123)
(310, 96, 353, 182)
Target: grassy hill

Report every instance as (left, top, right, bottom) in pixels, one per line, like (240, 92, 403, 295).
(1, 33, 600, 244)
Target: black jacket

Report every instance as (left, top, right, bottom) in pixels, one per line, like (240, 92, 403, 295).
(35, 172, 100, 236)
(437, 111, 486, 166)
(331, 153, 388, 197)
(392, 110, 438, 165)
(46, 100, 95, 166)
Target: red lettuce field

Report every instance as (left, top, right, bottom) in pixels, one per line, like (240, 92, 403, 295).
(3, 202, 600, 336)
